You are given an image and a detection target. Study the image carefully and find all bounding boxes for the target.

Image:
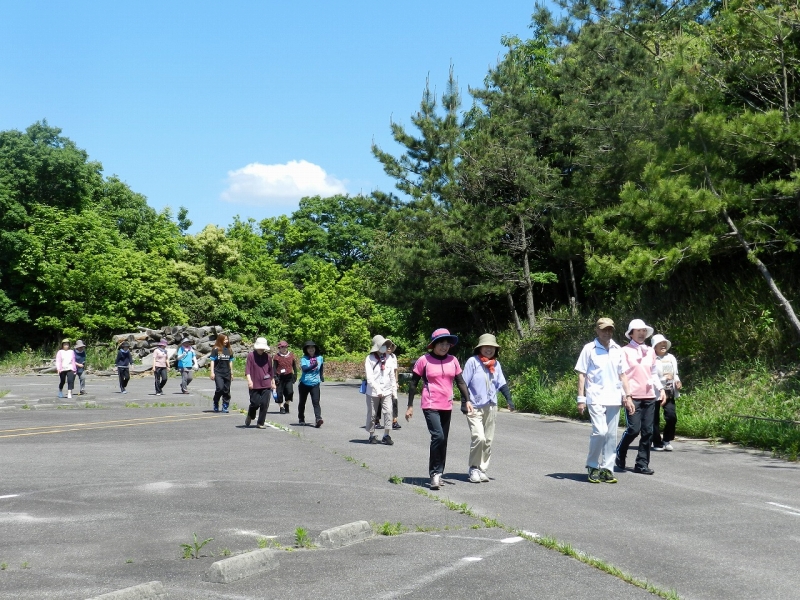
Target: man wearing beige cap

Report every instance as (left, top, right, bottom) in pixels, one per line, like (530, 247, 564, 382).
(575, 318, 634, 483)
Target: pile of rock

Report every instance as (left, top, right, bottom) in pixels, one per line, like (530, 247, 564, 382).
(111, 325, 250, 370)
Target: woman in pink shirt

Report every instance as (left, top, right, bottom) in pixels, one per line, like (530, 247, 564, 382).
(55, 338, 76, 399)
(406, 328, 470, 490)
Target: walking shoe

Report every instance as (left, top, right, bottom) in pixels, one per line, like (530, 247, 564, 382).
(587, 467, 602, 483)
(256, 424, 266, 429)
(479, 470, 489, 482)
(430, 474, 441, 490)
(663, 441, 674, 451)
(298, 420, 306, 426)
(79, 391, 86, 396)
(469, 467, 482, 483)
(156, 393, 162, 397)
(67, 391, 72, 399)
(392, 421, 402, 430)
(213, 405, 220, 412)
(614, 455, 626, 471)
(245, 416, 252, 427)
(315, 419, 323, 428)
(634, 466, 655, 475)
(58, 391, 64, 398)
(122, 390, 128, 394)
(651, 444, 664, 451)
(222, 408, 229, 413)
(382, 435, 394, 446)
(368, 435, 379, 444)
(599, 469, 618, 483)
(279, 406, 286, 414)
(375, 422, 383, 429)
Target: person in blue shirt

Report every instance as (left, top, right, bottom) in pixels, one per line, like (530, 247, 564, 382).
(176, 338, 198, 394)
(461, 333, 514, 484)
(298, 340, 324, 427)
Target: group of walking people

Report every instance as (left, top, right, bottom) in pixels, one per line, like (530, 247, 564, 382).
(575, 317, 681, 484)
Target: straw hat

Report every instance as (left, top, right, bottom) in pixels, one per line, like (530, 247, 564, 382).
(473, 333, 500, 354)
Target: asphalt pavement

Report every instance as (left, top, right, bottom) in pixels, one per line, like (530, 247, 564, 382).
(0, 371, 798, 599)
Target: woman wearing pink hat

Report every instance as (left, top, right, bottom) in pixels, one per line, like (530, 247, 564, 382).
(406, 328, 470, 490)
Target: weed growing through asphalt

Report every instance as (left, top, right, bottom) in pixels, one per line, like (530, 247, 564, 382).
(180, 533, 214, 559)
(219, 547, 232, 557)
(266, 421, 300, 437)
(21, 404, 29, 409)
(361, 462, 368, 469)
(294, 527, 315, 549)
(257, 537, 282, 550)
(389, 475, 402, 484)
(0, 562, 7, 570)
(0, 390, 9, 399)
(375, 522, 407, 536)
(414, 525, 439, 532)
(125, 559, 133, 564)
(84, 402, 102, 408)
(20, 561, 29, 569)
(125, 402, 140, 408)
(343, 455, 357, 463)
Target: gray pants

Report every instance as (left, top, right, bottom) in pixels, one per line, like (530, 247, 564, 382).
(77, 370, 86, 393)
(180, 368, 194, 393)
(366, 395, 392, 436)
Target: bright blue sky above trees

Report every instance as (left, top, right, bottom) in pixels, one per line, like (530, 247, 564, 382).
(1, 1, 544, 232)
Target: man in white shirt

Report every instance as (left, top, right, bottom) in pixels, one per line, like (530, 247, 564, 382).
(575, 318, 634, 483)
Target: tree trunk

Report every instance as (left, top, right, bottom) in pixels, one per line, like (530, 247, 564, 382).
(568, 256, 578, 316)
(519, 215, 536, 328)
(722, 208, 800, 339)
(506, 288, 525, 339)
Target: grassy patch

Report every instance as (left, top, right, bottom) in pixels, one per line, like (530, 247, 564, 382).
(124, 402, 140, 408)
(294, 527, 315, 549)
(374, 521, 407, 536)
(180, 533, 213, 559)
(257, 536, 282, 550)
(0, 390, 9, 399)
(389, 475, 403, 484)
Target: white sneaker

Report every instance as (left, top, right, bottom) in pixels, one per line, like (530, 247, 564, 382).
(67, 391, 72, 399)
(430, 474, 441, 490)
(479, 470, 489, 482)
(469, 467, 481, 483)
(663, 441, 674, 451)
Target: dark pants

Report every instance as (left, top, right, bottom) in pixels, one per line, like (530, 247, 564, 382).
(276, 376, 294, 404)
(117, 368, 130, 391)
(248, 388, 271, 426)
(298, 383, 321, 422)
(423, 409, 452, 477)
(58, 371, 75, 391)
(213, 373, 232, 409)
(376, 396, 399, 421)
(154, 367, 168, 394)
(653, 394, 677, 445)
(617, 398, 656, 469)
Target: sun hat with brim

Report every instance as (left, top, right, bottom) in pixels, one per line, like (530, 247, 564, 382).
(384, 338, 397, 352)
(120, 341, 130, 348)
(596, 317, 615, 330)
(473, 333, 500, 354)
(625, 319, 654, 340)
(74, 340, 86, 349)
(427, 328, 458, 349)
(157, 339, 168, 346)
(253, 337, 270, 351)
(370, 334, 387, 353)
(302, 340, 317, 353)
(650, 334, 671, 351)
(181, 338, 192, 345)
(61, 338, 70, 346)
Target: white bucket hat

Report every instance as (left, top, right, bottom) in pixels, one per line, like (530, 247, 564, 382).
(370, 335, 387, 353)
(625, 319, 654, 340)
(253, 337, 270, 351)
(650, 334, 671, 351)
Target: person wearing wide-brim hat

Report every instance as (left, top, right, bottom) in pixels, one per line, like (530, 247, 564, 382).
(152, 339, 170, 396)
(244, 337, 276, 429)
(364, 335, 396, 445)
(177, 338, 198, 394)
(374, 338, 402, 431)
(298, 340, 324, 427)
(55, 338, 77, 399)
(461, 333, 514, 483)
(406, 328, 470, 490)
(115, 341, 134, 394)
(650, 334, 681, 452)
(74, 340, 88, 396)
(273, 340, 298, 414)
(615, 319, 665, 476)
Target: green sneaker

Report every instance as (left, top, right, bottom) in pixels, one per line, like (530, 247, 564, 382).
(599, 468, 618, 484)
(587, 467, 601, 483)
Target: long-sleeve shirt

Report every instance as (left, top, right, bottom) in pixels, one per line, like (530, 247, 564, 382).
(56, 350, 76, 373)
(300, 355, 324, 386)
(246, 351, 275, 389)
(622, 340, 663, 399)
(655, 353, 681, 398)
(462, 355, 513, 409)
(365, 353, 396, 397)
(115, 349, 134, 368)
(152, 348, 168, 368)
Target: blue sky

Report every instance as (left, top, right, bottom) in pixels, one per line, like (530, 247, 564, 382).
(1, 1, 544, 232)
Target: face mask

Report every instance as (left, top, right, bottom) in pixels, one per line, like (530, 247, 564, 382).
(379, 345, 387, 353)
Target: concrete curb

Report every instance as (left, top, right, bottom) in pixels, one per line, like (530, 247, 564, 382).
(203, 549, 280, 584)
(86, 580, 166, 600)
(317, 520, 374, 549)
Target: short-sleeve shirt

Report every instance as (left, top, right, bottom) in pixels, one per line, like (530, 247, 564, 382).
(574, 338, 625, 406)
(412, 353, 462, 411)
(210, 347, 233, 378)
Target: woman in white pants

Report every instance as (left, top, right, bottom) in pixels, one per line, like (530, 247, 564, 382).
(364, 335, 396, 445)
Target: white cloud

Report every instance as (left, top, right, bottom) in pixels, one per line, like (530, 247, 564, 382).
(221, 160, 347, 206)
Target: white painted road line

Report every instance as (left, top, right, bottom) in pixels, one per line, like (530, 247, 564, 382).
(500, 536, 524, 544)
(766, 502, 800, 517)
(0, 494, 19, 499)
(767, 502, 800, 512)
